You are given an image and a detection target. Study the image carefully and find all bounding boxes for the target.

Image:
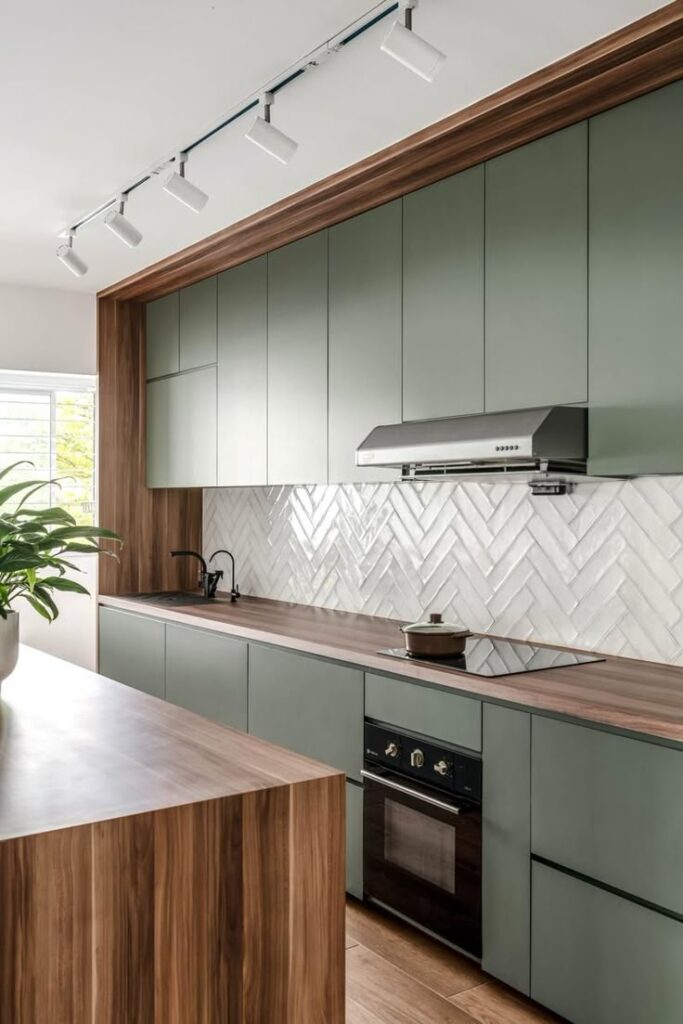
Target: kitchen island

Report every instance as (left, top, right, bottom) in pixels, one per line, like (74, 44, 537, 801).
(0, 646, 345, 1024)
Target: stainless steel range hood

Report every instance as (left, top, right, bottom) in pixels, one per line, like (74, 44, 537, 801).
(356, 407, 588, 494)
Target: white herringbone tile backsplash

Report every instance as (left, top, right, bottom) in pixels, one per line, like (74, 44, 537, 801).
(203, 477, 683, 665)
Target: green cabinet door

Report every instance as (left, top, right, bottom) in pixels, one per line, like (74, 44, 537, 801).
(346, 780, 364, 899)
(588, 80, 683, 475)
(179, 277, 217, 371)
(146, 293, 179, 380)
(98, 606, 165, 699)
(482, 704, 530, 994)
(485, 122, 588, 411)
(267, 232, 328, 484)
(247, 645, 364, 780)
(216, 257, 267, 486)
(328, 201, 402, 482)
(365, 672, 481, 752)
(146, 366, 217, 487)
(165, 623, 247, 730)
(403, 168, 484, 421)
(532, 861, 683, 1024)
(532, 715, 683, 915)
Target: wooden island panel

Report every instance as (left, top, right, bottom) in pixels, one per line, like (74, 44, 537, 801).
(0, 648, 345, 1023)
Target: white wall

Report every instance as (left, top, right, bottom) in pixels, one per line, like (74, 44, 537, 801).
(0, 282, 98, 668)
(0, 282, 95, 374)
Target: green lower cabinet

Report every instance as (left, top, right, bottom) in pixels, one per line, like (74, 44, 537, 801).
(346, 780, 364, 899)
(532, 716, 683, 915)
(532, 860, 683, 1024)
(247, 645, 364, 781)
(482, 704, 530, 994)
(165, 623, 247, 730)
(98, 606, 165, 699)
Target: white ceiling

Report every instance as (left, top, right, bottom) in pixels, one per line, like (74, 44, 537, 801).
(0, 0, 668, 293)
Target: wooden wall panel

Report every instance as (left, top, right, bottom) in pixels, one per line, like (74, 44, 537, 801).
(98, 296, 201, 595)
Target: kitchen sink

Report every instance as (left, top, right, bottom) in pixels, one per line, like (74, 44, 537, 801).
(132, 591, 214, 606)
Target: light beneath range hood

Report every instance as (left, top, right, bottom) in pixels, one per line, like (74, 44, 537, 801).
(356, 406, 589, 495)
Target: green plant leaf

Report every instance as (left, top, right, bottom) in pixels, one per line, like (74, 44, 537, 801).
(38, 576, 90, 595)
(47, 525, 122, 542)
(32, 585, 59, 620)
(0, 460, 34, 483)
(23, 593, 53, 622)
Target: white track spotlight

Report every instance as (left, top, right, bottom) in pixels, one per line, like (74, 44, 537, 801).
(104, 195, 143, 248)
(381, 1, 445, 82)
(162, 152, 209, 212)
(56, 232, 88, 277)
(245, 92, 298, 165)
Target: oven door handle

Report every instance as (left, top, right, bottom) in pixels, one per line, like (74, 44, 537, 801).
(360, 769, 467, 815)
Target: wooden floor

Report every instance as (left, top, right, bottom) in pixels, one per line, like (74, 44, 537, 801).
(346, 900, 564, 1024)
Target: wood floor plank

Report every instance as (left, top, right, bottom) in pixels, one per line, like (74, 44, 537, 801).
(346, 900, 484, 998)
(346, 997, 386, 1024)
(347, 945, 475, 1024)
(451, 982, 565, 1023)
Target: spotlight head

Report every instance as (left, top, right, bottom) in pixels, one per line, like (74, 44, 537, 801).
(162, 154, 209, 212)
(381, 4, 445, 82)
(245, 93, 298, 164)
(104, 199, 143, 248)
(56, 234, 88, 277)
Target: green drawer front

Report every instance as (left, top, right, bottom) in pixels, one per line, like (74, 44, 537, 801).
(98, 606, 165, 699)
(346, 780, 363, 899)
(165, 623, 247, 731)
(365, 673, 481, 752)
(532, 861, 683, 1024)
(248, 645, 364, 780)
(532, 716, 683, 915)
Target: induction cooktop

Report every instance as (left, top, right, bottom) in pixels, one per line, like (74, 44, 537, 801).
(378, 637, 604, 678)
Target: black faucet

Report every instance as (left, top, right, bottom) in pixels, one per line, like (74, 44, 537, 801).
(210, 549, 240, 602)
(170, 550, 222, 600)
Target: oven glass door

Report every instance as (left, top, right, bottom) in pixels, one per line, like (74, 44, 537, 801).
(362, 767, 481, 957)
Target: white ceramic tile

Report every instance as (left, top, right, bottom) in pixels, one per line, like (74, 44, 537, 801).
(204, 476, 683, 665)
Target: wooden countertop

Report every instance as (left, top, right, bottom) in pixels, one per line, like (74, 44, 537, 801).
(101, 592, 683, 746)
(0, 645, 339, 841)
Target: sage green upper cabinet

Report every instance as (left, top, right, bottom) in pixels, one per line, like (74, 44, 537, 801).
(165, 623, 247, 730)
(147, 366, 217, 487)
(99, 606, 165, 699)
(216, 257, 267, 486)
(267, 232, 328, 484)
(403, 168, 484, 421)
(589, 80, 683, 475)
(484, 122, 588, 412)
(179, 277, 217, 371)
(146, 293, 179, 380)
(329, 202, 402, 482)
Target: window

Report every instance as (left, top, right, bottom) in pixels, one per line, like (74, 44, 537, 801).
(0, 371, 96, 525)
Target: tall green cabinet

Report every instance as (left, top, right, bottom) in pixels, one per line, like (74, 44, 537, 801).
(588, 80, 683, 475)
(485, 122, 588, 412)
(402, 167, 485, 421)
(328, 202, 402, 482)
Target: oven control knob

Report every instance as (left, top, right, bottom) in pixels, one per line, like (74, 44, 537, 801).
(410, 748, 425, 768)
(433, 759, 451, 777)
(385, 741, 399, 758)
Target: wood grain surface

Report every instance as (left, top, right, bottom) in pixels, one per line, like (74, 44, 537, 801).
(102, 592, 683, 745)
(0, 648, 344, 1023)
(98, 296, 202, 596)
(100, 2, 683, 303)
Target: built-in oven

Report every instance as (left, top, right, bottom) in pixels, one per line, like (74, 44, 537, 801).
(362, 720, 482, 958)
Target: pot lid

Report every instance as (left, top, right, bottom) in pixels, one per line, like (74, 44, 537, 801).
(401, 612, 470, 636)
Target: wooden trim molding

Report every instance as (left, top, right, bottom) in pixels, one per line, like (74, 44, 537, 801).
(100, 0, 683, 302)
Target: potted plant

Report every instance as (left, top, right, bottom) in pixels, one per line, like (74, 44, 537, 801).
(0, 463, 120, 689)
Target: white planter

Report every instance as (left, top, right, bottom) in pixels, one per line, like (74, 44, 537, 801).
(0, 612, 19, 691)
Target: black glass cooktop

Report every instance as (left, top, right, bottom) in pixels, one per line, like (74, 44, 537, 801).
(378, 638, 604, 678)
